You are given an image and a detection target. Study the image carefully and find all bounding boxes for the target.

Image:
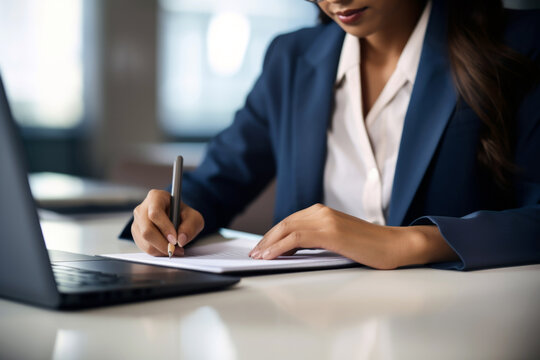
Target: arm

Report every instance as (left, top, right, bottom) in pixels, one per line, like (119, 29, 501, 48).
(249, 204, 457, 270)
(412, 206, 540, 270)
(249, 203, 540, 270)
(251, 84, 540, 270)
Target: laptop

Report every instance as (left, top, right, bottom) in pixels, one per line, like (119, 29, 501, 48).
(0, 74, 240, 310)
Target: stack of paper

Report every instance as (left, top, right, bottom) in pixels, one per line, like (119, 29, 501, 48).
(103, 237, 356, 274)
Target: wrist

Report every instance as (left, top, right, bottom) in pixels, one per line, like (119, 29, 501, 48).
(398, 225, 458, 267)
(391, 226, 430, 267)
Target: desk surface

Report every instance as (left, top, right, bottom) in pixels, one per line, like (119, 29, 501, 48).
(1, 213, 539, 360)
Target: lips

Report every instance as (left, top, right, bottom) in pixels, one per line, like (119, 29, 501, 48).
(336, 7, 368, 25)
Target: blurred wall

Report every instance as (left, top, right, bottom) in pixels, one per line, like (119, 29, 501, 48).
(91, 0, 162, 179)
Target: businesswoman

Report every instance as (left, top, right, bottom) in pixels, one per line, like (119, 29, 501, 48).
(130, 0, 540, 270)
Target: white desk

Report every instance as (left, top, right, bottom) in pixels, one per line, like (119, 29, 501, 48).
(1, 213, 539, 359)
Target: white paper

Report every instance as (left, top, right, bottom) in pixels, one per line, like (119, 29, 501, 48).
(103, 238, 355, 273)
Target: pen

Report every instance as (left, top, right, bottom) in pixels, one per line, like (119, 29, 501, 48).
(168, 156, 183, 258)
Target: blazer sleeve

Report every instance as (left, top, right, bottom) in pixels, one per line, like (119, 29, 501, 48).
(412, 83, 540, 270)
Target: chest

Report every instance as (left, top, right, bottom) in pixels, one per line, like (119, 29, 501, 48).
(360, 58, 399, 117)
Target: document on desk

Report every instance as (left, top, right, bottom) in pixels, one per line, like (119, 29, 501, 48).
(103, 237, 356, 274)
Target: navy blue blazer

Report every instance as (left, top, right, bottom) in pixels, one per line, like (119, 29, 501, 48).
(175, 1, 540, 270)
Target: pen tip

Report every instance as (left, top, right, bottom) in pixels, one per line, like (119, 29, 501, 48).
(168, 251, 173, 259)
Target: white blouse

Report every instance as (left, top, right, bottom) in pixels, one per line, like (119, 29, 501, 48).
(323, 2, 432, 225)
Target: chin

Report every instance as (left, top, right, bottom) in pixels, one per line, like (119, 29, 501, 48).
(337, 24, 375, 39)
(329, 14, 378, 38)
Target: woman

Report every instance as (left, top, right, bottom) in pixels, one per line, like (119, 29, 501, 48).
(129, 0, 540, 270)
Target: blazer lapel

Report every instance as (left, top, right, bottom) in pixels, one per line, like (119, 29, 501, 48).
(292, 24, 345, 210)
(387, 0, 457, 226)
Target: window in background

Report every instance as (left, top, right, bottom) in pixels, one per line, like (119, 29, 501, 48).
(0, 0, 84, 129)
(159, 0, 318, 138)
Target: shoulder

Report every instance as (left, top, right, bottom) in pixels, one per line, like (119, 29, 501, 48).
(269, 23, 333, 54)
(503, 9, 540, 59)
(262, 22, 344, 67)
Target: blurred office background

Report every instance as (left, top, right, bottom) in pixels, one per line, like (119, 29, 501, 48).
(0, 0, 317, 180)
(0, 0, 538, 231)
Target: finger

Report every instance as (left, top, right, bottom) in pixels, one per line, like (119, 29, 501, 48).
(131, 221, 164, 257)
(173, 246, 185, 257)
(260, 231, 319, 260)
(133, 210, 170, 256)
(145, 190, 178, 244)
(145, 189, 171, 210)
(176, 204, 205, 247)
(282, 248, 299, 256)
(147, 200, 177, 244)
(250, 217, 316, 258)
(167, 243, 185, 257)
(250, 217, 297, 256)
(250, 204, 326, 256)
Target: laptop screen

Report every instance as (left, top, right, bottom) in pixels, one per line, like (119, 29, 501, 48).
(0, 73, 60, 307)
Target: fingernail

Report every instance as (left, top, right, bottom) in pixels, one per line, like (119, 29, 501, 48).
(250, 250, 260, 258)
(167, 234, 176, 244)
(177, 233, 187, 247)
(262, 250, 271, 259)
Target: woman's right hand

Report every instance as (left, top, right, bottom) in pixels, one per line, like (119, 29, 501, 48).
(131, 189, 204, 257)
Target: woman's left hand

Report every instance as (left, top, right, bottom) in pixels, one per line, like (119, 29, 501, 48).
(248, 204, 458, 270)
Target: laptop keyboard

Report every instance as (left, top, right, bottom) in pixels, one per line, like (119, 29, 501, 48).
(52, 264, 127, 288)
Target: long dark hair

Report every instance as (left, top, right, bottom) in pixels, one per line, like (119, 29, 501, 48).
(448, 0, 537, 188)
(318, 1, 538, 188)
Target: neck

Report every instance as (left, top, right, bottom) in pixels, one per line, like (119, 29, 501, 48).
(363, 1, 425, 65)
